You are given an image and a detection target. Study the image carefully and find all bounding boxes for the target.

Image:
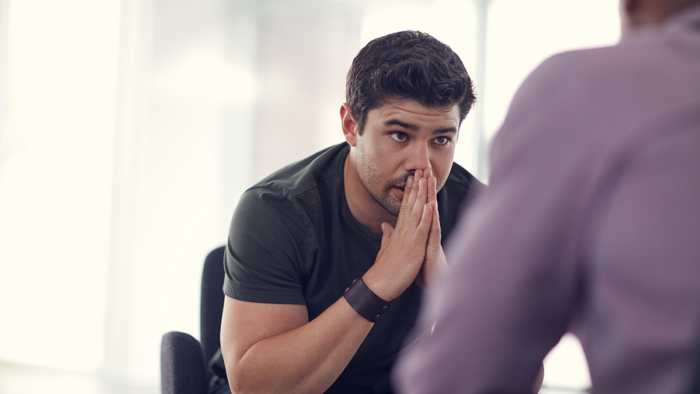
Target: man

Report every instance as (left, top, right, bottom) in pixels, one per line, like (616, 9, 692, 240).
(394, 1, 700, 394)
(210, 31, 482, 394)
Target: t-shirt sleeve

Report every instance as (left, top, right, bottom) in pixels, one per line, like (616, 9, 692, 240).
(223, 186, 310, 305)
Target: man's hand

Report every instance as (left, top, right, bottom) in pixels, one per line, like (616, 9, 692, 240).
(415, 168, 448, 294)
(362, 169, 435, 301)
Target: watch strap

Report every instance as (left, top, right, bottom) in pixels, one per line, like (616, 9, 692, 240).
(343, 277, 392, 322)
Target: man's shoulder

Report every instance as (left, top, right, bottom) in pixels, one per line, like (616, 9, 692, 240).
(437, 163, 484, 239)
(248, 142, 349, 201)
(229, 143, 350, 264)
(444, 162, 485, 196)
(499, 31, 700, 153)
(519, 30, 697, 103)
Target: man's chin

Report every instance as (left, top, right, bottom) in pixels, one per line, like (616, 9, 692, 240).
(367, 192, 400, 217)
(361, 181, 403, 217)
(378, 197, 401, 217)
(384, 206, 400, 217)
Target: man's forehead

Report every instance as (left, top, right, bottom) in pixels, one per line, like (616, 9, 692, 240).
(370, 99, 461, 128)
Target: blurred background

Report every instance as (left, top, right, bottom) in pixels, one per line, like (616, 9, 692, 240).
(0, 0, 619, 392)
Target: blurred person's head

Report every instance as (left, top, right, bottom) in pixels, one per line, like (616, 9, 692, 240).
(345, 31, 475, 135)
(620, 0, 700, 32)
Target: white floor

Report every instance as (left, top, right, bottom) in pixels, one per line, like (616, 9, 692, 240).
(0, 365, 158, 394)
(539, 387, 589, 394)
(0, 364, 589, 394)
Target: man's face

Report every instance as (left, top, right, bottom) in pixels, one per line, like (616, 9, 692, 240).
(350, 99, 460, 216)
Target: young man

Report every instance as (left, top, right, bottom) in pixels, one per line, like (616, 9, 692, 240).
(394, 1, 700, 393)
(209, 31, 482, 394)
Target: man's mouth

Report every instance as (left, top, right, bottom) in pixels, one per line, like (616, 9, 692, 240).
(393, 185, 406, 199)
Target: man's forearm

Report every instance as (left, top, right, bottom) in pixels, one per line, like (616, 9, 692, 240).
(221, 297, 373, 394)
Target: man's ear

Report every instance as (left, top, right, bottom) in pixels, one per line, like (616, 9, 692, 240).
(620, 0, 639, 32)
(622, 0, 658, 28)
(340, 103, 359, 147)
(624, 0, 640, 15)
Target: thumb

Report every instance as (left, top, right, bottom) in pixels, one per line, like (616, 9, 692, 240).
(380, 222, 394, 248)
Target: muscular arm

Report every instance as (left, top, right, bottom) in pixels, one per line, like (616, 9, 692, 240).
(220, 297, 373, 394)
(220, 170, 436, 394)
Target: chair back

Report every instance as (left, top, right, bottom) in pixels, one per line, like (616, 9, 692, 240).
(689, 332, 700, 394)
(200, 246, 226, 375)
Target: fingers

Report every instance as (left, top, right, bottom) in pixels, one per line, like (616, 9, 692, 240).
(427, 200, 441, 247)
(371, 169, 436, 301)
(416, 200, 445, 293)
(416, 168, 437, 204)
(406, 176, 431, 235)
(415, 202, 433, 239)
(414, 176, 429, 219)
(397, 169, 421, 227)
(427, 174, 437, 204)
(397, 169, 435, 231)
(406, 170, 423, 211)
(406, 171, 429, 226)
(396, 173, 414, 226)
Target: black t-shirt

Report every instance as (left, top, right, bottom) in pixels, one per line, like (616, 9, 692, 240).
(214, 142, 482, 393)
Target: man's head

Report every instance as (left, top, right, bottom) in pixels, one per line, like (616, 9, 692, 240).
(342, 99, 460, 219)
(345, 31, 475, 135)
(341, 32, 474, 225)
(621, 0, 700, 32)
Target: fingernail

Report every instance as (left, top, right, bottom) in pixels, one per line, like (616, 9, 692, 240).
(415, 172, 419, 182)
(407, 177, 413, 187)
(419, 178, 424, 190)
(424, 204, 429, 214)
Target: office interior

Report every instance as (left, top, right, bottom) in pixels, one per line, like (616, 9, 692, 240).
(0, 0, 620, 392)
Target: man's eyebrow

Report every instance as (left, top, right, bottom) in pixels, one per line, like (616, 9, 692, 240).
(384, 119, 457, 135)
(384, 119, 418, 131)
(432, 127, 457, 135)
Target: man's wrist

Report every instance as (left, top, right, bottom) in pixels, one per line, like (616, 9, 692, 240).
(343, 277, 392, 322)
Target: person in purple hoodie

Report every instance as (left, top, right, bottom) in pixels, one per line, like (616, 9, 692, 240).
(393, 1, 700, 393)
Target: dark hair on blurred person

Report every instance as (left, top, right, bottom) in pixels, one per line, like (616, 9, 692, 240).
(346, 30, 476, 134)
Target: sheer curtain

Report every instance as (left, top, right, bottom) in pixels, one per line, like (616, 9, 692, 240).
(0, 0, 120, 372)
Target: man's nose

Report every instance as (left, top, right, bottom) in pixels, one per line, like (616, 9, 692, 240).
(405, 143, 431, 172)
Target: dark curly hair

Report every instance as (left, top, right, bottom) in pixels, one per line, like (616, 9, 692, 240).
(346, 30, 476, 134)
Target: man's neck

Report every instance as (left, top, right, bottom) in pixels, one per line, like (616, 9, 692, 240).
(622, 0, 700, 32)
(343, 149, 398, 234)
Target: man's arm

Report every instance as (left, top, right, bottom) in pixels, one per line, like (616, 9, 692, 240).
(220, 296, 372, 394)
(221, 170, 436, 394)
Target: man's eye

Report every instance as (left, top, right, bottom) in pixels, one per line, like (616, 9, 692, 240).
(434, 136, 450, 145)
(391, 132, 408, 142)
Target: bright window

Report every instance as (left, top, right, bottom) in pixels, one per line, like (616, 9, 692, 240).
(0, 0, 120, 372)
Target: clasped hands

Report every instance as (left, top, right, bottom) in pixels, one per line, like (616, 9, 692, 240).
(363, 168, 448, 301)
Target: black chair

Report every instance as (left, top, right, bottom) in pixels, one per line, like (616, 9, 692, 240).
(689, 331, 700, 394)
(161, 246, 227, 394)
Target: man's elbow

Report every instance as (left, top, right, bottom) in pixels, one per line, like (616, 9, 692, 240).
(221, 347, 269, 394)
(221, 349, 247, 394)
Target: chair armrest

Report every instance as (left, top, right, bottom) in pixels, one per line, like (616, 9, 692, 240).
(161, 331, 208, 394)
